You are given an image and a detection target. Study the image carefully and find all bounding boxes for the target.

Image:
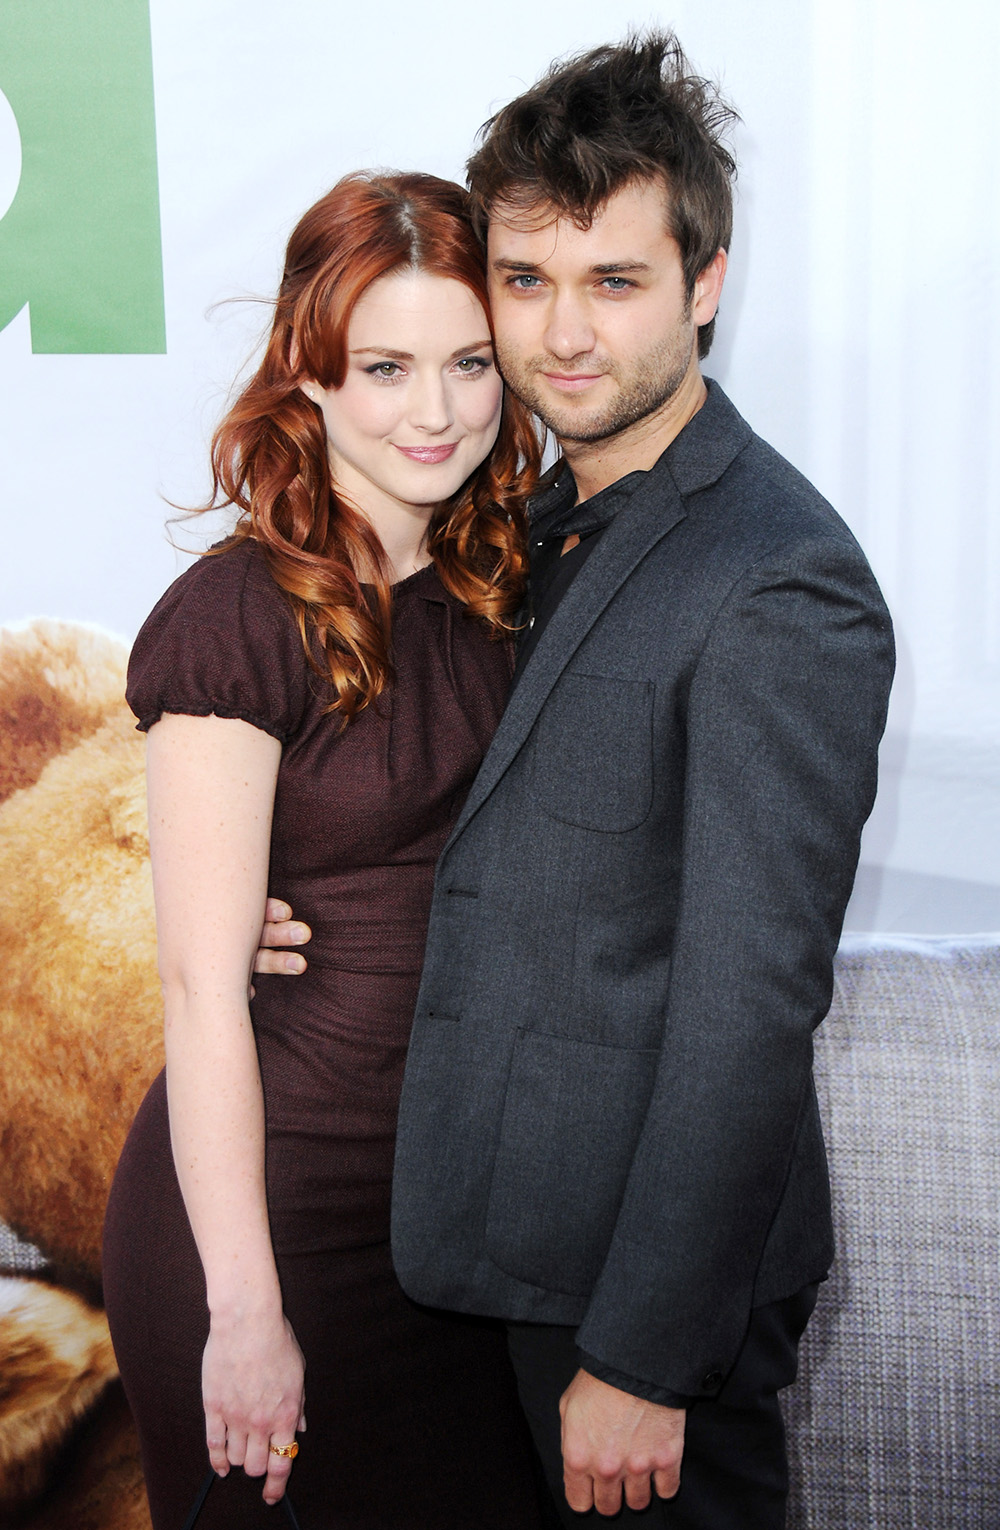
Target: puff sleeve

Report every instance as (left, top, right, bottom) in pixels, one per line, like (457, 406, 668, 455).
(126, 540, 313, 744)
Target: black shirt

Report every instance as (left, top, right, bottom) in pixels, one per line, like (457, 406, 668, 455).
(513, 464, 647, 685)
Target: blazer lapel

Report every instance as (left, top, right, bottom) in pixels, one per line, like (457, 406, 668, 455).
(445, 470, 687, 849)
(445, 380, 755, 851)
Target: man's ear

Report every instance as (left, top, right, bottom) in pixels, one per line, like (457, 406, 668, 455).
(692, 249, 727, 326)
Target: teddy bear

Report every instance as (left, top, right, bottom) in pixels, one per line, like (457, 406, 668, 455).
(0, 617, 160, 1529)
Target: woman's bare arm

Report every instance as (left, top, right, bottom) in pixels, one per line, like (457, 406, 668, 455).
(146, 712, 305, 1505)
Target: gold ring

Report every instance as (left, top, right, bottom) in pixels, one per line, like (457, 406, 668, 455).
(269, 1441, 299, 1458)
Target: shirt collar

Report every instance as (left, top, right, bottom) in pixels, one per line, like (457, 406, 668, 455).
(527, 380, 753, 541)
(529, 464, 648, 543)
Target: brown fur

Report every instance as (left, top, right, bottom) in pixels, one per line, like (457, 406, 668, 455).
(0, 1278, 119, 1514)
(16, 1380, 150, 1530)
(0, 623, 129, 808)
(0, 622, 157, 1527)
(0, 629, 162, 1287)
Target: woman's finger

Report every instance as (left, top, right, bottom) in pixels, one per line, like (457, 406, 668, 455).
(245, 1401, 300, 1479)
(242, 1423, 271, 1480)
(263, 1445, 296, 1506)
(205, 1410, 229, 1477)
(225, 1424, 248, 1468)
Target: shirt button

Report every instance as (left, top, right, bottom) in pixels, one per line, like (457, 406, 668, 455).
(702, 1370, 723, 1390)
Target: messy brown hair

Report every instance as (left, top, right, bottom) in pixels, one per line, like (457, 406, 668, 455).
(466, 31, 738, 358)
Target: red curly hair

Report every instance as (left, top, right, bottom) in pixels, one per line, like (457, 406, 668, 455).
(205, 171, 540, 720)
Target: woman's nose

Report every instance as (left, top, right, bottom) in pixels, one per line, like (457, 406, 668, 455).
(410, 373, 453, 434)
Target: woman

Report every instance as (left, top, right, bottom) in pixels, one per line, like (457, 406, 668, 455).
(102, 171, 548, 1529)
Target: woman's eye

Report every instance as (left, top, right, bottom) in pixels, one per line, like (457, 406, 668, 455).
(455, 355, 492, 374)
(365, 361, 402, 378)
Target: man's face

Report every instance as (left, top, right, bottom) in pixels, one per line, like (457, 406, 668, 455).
(486, 178, 720, 445)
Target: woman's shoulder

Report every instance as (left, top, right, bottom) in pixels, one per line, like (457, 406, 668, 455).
(127, 538, 311, 740)
(151, 536, 291, 624)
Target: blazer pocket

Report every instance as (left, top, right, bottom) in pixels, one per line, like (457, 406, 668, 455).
(485, 1030, 658, 1295)
(532, 673, 653, 832)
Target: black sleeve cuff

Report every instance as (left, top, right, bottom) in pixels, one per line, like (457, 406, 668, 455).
(577, 1349, 695, 1410)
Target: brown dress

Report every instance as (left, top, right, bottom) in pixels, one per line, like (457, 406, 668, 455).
(102, 541, 546, 1529)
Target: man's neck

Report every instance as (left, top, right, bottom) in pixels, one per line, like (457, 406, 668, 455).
(559, 368, 708, 503)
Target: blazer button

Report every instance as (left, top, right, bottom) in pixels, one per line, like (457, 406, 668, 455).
(701, 1370, 723, 1391)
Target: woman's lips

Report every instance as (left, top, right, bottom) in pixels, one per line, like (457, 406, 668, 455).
(393, 443, 458, 463)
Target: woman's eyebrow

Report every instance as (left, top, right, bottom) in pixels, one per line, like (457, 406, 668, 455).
(349, 346, 414, 360)
(349, 341, 493, 361)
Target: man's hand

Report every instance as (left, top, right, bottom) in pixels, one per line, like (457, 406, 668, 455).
(253, 898, 310, 975)
(559, 1369, 685, 1515)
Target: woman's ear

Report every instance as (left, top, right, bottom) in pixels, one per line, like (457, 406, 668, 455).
(288, 338, 314, 401)
(290, 338, 324, 405)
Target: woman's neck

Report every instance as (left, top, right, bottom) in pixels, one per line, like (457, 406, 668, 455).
(345, 489, 437, 585)
(375, 518, 434, 583)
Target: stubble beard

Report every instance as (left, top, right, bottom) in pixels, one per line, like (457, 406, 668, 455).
(495, 329, 695, 445)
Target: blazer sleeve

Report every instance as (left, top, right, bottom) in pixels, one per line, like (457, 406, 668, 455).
(573, 531, 894, 1396)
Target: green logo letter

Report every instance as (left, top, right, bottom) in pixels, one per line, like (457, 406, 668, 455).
(0, 0, 165, 353)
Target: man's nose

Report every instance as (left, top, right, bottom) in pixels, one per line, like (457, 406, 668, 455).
(543, 293, 596, 360)
(411, 373, 453, 434)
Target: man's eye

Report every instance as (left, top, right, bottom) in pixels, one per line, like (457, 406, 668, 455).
(602, 277, 632, 291)
(511, 275, 541, 289)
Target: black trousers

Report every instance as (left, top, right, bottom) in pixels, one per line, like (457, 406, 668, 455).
(506, 1282, 820, 1530)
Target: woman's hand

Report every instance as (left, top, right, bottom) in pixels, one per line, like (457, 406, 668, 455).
(203, 1309, 306, 1505)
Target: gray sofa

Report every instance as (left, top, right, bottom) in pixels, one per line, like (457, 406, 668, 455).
(786, 935, 1000, 1528)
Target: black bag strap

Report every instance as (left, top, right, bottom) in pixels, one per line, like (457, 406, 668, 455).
(182, 1467, 303, 1529)
(181, 1471, 215, 1530)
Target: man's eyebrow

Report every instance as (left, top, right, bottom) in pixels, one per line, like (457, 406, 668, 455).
(589, 262, 652, 275)
(348, 342, 493, 362)
(490, 258, 652, 275)
(490, 259, 543, 273)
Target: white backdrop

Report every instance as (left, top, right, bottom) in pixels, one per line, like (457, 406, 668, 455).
(1, 0, 997, 934)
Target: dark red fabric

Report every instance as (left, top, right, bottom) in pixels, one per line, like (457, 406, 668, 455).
(103, 543, 545, 1528)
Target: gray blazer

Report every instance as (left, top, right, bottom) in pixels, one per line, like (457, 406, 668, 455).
(391, 382, 894, 1400)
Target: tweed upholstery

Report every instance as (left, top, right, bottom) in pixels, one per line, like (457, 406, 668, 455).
(786, 935, 1000, 1529)
(0, 1221, 46, 1273)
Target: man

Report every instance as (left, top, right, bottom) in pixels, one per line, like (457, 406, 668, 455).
(259, 32, 893, 1527)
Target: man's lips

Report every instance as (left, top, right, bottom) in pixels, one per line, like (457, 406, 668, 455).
(541, 372, 607, 393)
(393, 443, 458, 464)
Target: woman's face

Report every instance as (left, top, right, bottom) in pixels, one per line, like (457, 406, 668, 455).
(305, 269, 503, 522)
